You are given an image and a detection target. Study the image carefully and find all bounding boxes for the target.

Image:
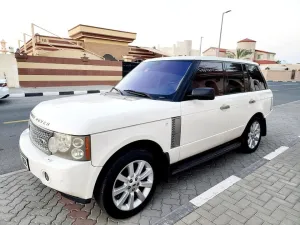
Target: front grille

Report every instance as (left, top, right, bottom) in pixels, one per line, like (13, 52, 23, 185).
(29, 120, 53, 154)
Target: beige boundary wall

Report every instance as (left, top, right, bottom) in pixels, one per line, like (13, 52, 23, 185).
(0, 54, 19, 87)
(15, 54, 122, 87)
(262, 70, 300, 81)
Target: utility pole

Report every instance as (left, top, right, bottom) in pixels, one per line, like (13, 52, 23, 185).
(199, 37, 203, 56)
(31, 23, 35, 55)
(217, 10, 231, 57)
(23, 33, 27, 53)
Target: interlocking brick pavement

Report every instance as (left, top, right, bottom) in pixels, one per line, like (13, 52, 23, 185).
(0, 102, 299, 224)
(175, 141, 300, 225)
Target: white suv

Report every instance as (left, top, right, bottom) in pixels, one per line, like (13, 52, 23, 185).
(19, 57, 273, 218)
(0, 78, 9, 99)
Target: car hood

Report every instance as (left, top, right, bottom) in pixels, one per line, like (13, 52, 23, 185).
(31, 93, 180, 135)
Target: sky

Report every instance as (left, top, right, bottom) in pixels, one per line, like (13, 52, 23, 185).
(1, 0, 299, 63)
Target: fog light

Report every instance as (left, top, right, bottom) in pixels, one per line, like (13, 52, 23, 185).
(71, 148, 84, 160)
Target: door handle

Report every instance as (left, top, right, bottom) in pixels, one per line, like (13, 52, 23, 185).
(249, 99, 256, 104)
(220, 104, 230, 110)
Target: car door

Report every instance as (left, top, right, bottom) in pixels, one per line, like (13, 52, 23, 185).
(222, 62, 255, 141)
(179, 61, 232, 160)
(247, 64, 272, 116)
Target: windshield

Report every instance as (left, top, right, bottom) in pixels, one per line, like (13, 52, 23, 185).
(116, 60, 192, 100)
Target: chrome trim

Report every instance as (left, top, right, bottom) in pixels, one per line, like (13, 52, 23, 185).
(29, 120, 53, 155)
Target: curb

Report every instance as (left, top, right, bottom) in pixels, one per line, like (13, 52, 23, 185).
(267, 80, 299, 82)
(154, 138, 300, 225)
(9, 90, 108, 98)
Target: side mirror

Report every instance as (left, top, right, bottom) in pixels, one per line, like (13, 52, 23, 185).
(191, 88, 215, 100)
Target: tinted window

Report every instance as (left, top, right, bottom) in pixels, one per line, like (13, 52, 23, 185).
(116, 60, 192, 99)
(190, 61, 224, 96)
(225, 63, 245, 94)
(247, 65, 267, 91)
(242, 64, 251, 92)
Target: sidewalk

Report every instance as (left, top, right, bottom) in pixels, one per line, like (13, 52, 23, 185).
(168, 141, 300, 225)
(9, 85, 112, 97)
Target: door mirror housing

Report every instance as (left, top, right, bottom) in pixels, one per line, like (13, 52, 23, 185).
(190, 88, 215, 100)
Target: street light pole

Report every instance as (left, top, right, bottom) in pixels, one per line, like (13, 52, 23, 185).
(217, 10, 231, 57)
(199, 37, 203, 56)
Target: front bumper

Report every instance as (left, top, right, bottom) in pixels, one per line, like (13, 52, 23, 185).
(0, 86, 9, 99)
(19, 129, 102, 200)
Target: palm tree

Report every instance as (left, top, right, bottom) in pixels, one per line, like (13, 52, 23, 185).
(226, 48, 253, 59)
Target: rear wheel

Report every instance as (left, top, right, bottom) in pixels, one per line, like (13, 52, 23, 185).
(94, 149, 156, 219)
(240, 118, 262, 153)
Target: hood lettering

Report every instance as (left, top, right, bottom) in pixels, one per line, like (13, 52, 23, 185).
(31, 112, 50, 126)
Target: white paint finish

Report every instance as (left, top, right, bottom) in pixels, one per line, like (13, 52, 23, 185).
(221, 92, 256, 141)
(91, 118, 177, 166)
(190, 175, 241, 207)
(19, 129, 101, 199)
(9, 93, 25, 98)
(0, 85, 9, 99)
(30, 93, 180, 135)
(180, 96, 230, 159)
(43, 92, 59, 96)
(264, 146, 289, 160)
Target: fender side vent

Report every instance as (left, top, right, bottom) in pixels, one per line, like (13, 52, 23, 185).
(171, 117, 181, 148)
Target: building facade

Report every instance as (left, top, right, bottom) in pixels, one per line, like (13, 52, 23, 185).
(203, 38, 277, 64)
(158, 40, 200, 56)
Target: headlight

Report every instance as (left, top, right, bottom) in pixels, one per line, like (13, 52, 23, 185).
(48, 133, 90, 161)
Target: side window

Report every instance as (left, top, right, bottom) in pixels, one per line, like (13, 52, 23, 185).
(225, 62, 245, 94)
(190, 61, 224, 96)
(247, 65, 267, 91)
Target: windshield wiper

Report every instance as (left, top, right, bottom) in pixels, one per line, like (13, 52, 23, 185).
(124, 90, 153, 99)
(110, 87, 123, 95)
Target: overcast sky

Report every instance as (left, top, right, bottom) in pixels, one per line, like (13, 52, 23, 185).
(1, 0, 299, 63)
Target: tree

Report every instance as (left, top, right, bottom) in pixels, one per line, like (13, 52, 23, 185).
(226, 48, 253, 59)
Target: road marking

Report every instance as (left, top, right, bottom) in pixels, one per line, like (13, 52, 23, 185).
(275, 100, 300, 107)
(264, 146, 289, 160)
(272, 87, 300, 91)
(269, 84, 299, 86)
(190, 175, 241, 207)
(0, 169, 28, 178)
(3, 119, 29, 124)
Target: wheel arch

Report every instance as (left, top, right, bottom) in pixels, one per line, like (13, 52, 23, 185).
(93, 139, 170, 196)
(246, 112, 267, 136)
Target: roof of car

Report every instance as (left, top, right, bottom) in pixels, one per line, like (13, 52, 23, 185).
(145, 56, 258, 65)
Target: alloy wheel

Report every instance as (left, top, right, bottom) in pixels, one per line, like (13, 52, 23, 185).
(112, 160, 154, 211)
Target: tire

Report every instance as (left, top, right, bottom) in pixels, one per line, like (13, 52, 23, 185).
(94, 149, 157, 219)
(240, 117, 262, 153)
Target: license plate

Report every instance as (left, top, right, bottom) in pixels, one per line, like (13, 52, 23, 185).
(20, 153, 30, 171)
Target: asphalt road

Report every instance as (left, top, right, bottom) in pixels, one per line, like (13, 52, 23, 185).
(0, 82, 299, 175)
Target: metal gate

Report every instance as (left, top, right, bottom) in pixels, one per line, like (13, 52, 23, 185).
(122, 62, 140, 77)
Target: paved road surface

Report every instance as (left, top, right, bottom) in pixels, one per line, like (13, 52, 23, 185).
(0, 82, 299, 175)
(0, 96, 65, 175)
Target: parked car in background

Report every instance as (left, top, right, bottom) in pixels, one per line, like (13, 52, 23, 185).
(0, 78, 9, 99)
(19, 56, 273, 219)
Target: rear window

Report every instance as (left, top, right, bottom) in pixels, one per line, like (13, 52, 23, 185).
(247, 65, 267, 91)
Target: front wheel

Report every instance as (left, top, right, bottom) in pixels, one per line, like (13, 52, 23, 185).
(240, 118, 262, 153)
(94, 149, 156, 219)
